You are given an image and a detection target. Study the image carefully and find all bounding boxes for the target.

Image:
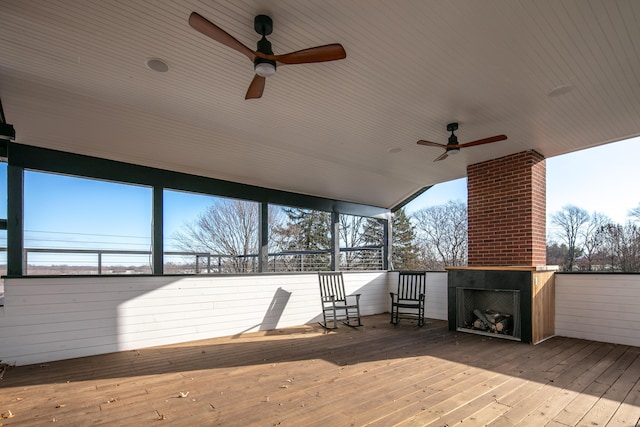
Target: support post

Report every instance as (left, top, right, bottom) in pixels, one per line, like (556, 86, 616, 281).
(7, 161, 23, 276)
(152, 186, 163, 274)
(382, 216, 391, 270)
(330, 211, 340, 271)
(259, 202, 269, 272)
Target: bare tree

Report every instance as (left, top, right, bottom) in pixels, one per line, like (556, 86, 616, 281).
(413, 201, 467, 269)
(630, 203, 640, 223)
(340, 214, 377, 269)
(173, 199, 283, 273)
(600, 223, 622, 271)
(617, 222, 640, 272)
(580, 212, 611, 271)
(551, 205, 589, 271)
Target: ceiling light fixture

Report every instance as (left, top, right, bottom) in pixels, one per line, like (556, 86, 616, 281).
(146, 58, 170, 72)
(254, 59, 276, 77)
(548, 83, 574, 98)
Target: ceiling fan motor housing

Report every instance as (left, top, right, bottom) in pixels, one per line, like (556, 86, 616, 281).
(254, 15, 276, 76)
(446, 122, 460, 152)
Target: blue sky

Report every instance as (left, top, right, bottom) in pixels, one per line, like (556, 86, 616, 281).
(406, 136, 640, 227)
(16, 135, 640, 255)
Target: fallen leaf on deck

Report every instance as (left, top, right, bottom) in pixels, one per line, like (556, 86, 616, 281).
(0, 410, 14, 419)
(178, 392, 189, 398)
(55, 404, 66, 408)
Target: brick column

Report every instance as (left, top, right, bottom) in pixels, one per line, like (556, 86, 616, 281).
(467, 150, 546, 266)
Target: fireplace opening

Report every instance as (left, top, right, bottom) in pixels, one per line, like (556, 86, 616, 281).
(456, 288, 521, 341)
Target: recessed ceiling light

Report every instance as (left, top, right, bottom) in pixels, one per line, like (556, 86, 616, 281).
(388, 147, 402, 154)
(548, 84, 574, 98)
(146, 58, 169, 72)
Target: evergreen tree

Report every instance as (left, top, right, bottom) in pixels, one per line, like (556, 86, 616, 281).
(360, 208, 419, 270)
(391, 208, 420, 270)
(272, 207, 331, 270)
(277, 208, 330, 250)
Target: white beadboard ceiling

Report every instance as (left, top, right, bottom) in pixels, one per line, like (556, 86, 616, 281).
(1, 0, 639, 209)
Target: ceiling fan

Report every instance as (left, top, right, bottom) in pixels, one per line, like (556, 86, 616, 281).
(417, 123, 507, 162)
(189, 12, 347, 99)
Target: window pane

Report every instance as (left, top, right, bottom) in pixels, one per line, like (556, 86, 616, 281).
(270, 205, 331, 272)
(340, 213, 383, 271)
(164, 190, 259, 274)
(24, 171, 152, 275)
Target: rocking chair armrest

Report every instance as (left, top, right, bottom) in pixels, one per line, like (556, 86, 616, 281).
(345, 293, 361, 302)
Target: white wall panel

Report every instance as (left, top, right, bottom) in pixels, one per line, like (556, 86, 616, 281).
(0, 272, 388, 366)
(555, 274, 640, 347)
(385, 271, 448, 321)
(425, 272, 448, 321)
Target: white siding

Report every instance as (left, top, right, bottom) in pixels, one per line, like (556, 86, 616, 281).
(555, 273, 640, 347)
(425, 272, 448, 320)
(0, 272, 388, 366)
(386, 271, 448, 321)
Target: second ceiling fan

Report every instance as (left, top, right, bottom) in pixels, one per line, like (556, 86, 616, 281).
(189, 12, 346, 99)
(417, 123, 507, 162)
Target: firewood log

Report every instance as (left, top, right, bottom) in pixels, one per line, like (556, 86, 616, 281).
(495, 317, 512, 333)
(473, 309, 492, 329)
(484, 309, 502, 323)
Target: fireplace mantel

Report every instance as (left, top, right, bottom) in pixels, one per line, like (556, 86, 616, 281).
(446, 266, 558, 272)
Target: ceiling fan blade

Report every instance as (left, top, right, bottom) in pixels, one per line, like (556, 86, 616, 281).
(459, 134, 507, 148)
(245, 75, 266, 99)
(434, 151, 449, 162)
(417, 139, 446, 148)
(189, 12, 256, 61)
(258, 43, 346, 65)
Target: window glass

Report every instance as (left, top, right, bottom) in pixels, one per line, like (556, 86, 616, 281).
(270, 205, 331, 271)
(23, 171, 152, 275)
(339, 213, 384, 270)
(164, 190, 260, 273)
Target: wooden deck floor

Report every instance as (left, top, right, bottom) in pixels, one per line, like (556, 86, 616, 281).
(1, 314, 639, 426)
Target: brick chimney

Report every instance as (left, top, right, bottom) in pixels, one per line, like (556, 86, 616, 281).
(467, 150, 546, 266)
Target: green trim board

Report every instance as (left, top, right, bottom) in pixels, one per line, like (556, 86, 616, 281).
(8, 142, 389, 218)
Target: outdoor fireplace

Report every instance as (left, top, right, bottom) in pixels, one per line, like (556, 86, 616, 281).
(447, 267, 556, 344)
(456, 287, 521, 341)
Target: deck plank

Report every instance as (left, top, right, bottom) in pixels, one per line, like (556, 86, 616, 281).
(1, 314, 639, 427)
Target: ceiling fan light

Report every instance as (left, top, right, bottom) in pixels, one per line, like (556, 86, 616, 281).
(447, 148, 460, 155)
(255, 61, 276, 77)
